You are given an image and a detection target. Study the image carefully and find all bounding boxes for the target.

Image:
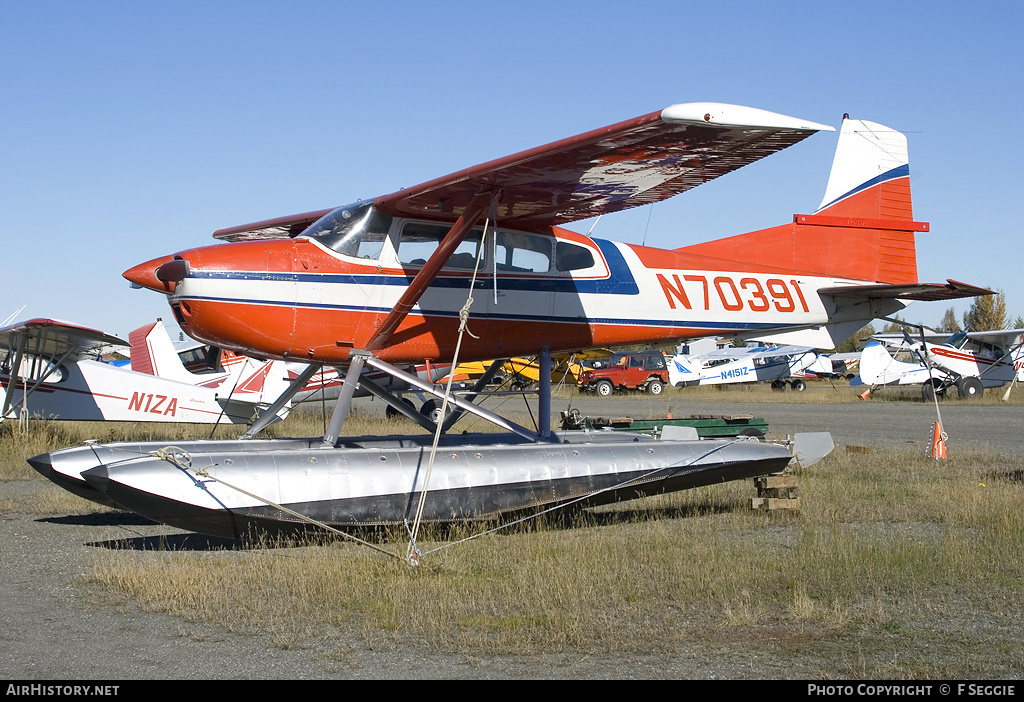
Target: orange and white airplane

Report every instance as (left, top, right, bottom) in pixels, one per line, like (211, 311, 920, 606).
(124, 103, 987, 440)
(33, 103, 993, 541)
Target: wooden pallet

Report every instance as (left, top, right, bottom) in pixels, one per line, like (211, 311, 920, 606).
(750, 474, 800, 512)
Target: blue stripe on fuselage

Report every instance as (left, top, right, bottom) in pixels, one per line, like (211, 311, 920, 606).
(185, 238, 639, 295)
(178, 238, 780, 330)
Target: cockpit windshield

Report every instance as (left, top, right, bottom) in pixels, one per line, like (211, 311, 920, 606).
(300, 201, 393, 259)
(945, 332, 968, 349)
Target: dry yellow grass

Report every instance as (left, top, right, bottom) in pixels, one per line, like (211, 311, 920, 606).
(5, 388, 1024, 676)
(83, 444, 1024, 674)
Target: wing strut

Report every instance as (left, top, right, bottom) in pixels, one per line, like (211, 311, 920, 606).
(2, 333, 78, 421)
(365, 191, 494, 352)
(319, 191, 496, 447)
(1, 332, 28, 419)
(243, 363, 322, 439)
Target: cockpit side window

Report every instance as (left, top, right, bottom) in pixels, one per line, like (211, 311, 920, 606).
(302, 202, 393, 259)
(397, 222, 484, 269)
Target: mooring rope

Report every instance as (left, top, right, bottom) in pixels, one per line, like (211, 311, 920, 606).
(148, 446, 404, 561)
(140, 432, 759, 566)
(405, 216, 491, 565)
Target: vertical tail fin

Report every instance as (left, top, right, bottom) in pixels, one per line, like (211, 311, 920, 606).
(675, 116, 928, 285)
(816, 117, 913, 220)
(128, 319, 197, 382)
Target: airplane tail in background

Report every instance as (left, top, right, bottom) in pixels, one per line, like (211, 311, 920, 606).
(128, 319, 198, 383)
(854, 341, 943, 387)
(676, 116, 926, 286)
(856, 341, 904, 386)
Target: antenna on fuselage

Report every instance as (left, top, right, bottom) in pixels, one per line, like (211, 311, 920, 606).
(641, 204, 654, 247)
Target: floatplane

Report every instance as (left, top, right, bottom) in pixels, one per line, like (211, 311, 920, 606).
(31, 104, 987, 551)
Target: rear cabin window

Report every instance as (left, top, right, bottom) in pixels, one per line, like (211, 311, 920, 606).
(398, 223, 565, 275)
(493, 231, 551, 273)
(554, 241, 595, 272)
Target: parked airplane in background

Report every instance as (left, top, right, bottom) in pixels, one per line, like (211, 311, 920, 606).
(918, 329, 1024, 399)
(1, 317, 296, 425)
(2, 316, 451, 426)
(37, 104, 986, 540)
(668, 343, 831, 390)
(852, 341, 951, 394)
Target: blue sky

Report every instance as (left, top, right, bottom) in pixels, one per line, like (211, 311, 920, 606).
(2, 1, 1021, 343)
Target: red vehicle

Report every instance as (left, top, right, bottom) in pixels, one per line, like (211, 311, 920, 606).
(578, 351, 668, 396)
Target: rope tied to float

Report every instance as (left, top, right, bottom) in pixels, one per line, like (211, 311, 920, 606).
(149, 445, 192, 468)
(405, 213, 491, 566)
(148, 445, 404, 561)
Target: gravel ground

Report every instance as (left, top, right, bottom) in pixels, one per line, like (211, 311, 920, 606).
(2, 394, 1022, 680)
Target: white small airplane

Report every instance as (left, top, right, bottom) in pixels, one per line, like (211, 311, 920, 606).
(852, 340, 951, 392)
(0, 317, 298, 425)
(668, 343, 830, 390)
(917, 329, 1024, 399)
(1, 317, 451, 429)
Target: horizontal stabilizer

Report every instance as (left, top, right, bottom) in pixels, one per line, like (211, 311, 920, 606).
(819, 279, 993, 302)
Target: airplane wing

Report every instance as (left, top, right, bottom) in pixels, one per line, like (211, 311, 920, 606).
(963, 329, 1024, 346)
(212, 208, 334, 242)
(870, 331, 948, 347)
(694, 344, 814, 360)
(207, 104, 832, 355)
(373, 103, 833, 229)
(742, 345, 816, 358)
(0, 318, 128, 361)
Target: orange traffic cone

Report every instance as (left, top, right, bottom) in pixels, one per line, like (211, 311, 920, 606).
(929, 421, 947, 459)
(859, 389, 871, 400)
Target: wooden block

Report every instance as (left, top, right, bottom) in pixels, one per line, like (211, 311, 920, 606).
(754, 475, 798, 490)
(750, 497, 801, 511)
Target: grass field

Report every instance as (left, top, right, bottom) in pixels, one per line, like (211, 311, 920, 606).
(3, 384, 1023, 678)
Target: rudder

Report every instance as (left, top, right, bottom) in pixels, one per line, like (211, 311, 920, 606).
(128, 319, 197, 382)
